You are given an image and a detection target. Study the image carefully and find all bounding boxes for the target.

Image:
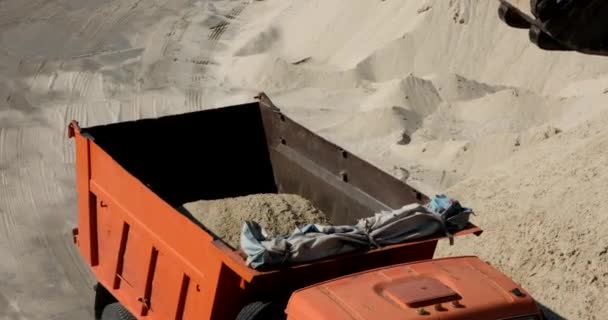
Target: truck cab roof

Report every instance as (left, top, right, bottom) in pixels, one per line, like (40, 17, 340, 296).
(285, 256, 542, 320)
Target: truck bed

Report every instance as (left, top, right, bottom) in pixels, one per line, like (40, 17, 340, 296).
(70, 93, 481, 319)
(78, 94, 424, 224)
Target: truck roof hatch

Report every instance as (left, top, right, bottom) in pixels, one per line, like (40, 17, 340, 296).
(383, 276, 461, 308)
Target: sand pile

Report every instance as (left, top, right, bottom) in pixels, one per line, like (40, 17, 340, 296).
(181, 194, 328, 249)
(436, 112, 608, 318)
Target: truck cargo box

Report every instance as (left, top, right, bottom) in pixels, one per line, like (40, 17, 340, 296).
(69, 93, 481, 320)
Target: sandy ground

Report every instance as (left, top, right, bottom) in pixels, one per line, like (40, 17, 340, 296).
(1, 0, 607, 319)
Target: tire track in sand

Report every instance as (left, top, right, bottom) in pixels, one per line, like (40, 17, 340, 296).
(33, 160, 96, 310)
(0, 1, 253, 319)
(185, 1, 252, 110)
(0, 165, 20, 247)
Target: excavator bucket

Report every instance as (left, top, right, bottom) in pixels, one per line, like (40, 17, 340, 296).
(498, 0, 608, 55)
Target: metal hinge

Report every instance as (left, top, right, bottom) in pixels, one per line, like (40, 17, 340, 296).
(72, 228, 79, 245)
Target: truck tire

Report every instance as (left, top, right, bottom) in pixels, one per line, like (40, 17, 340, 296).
(236, 301, 284, 320)
(94, 283, 117, 320)
(101, 302, 136, 320)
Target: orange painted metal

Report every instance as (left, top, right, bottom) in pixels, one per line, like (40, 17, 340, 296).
(68, 98, 483, 320)
(72, 120, 223, 319)
(285, 256, 543, 320)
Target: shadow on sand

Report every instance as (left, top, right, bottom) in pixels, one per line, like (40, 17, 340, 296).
(539, 302, 568, 320)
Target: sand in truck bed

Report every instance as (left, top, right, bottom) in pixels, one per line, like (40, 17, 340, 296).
(180, 194, 328, 249)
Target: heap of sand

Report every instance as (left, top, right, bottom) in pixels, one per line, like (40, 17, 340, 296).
(181, 193, 328, 249)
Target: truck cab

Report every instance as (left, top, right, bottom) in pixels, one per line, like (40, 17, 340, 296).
(285, 256, 543, 320)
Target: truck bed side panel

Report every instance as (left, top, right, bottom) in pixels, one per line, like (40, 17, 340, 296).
(74, 133, 97, 266)
(83, 142, 232, 319)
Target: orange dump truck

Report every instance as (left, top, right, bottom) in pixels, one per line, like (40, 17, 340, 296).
(69, 93, 543, 320)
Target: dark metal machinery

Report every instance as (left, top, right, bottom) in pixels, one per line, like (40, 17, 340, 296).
(499, 0, 608, 55)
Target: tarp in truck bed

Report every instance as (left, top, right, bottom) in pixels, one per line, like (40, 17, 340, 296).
(242, 195, 473, 269)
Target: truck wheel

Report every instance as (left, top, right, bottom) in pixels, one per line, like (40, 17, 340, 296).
(94, 283, 117, 320)
(236, 301, 283, 320)
(101, 302, 136, 320)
